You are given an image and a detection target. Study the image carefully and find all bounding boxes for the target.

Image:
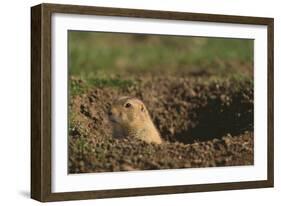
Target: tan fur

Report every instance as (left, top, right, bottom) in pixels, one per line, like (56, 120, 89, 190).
(108, 96, 162, 144)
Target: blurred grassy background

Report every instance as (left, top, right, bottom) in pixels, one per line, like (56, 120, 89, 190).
(69, 31, 253, 88)
(68, 31, 254, 173)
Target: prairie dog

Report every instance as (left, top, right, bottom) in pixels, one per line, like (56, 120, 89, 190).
(108, 96, 162, 144)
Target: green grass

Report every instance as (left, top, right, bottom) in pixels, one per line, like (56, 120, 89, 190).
(87, 78, 135, 88)
(70, 76, 136, 96)
(69, 32, 253, 78)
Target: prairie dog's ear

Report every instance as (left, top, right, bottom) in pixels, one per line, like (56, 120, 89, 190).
(140, 103, 146, 113)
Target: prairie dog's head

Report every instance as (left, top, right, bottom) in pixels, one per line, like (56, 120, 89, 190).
(108, 96, 149, 127)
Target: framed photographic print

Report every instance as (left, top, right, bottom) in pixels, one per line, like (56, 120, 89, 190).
(31, 3, 274, 202)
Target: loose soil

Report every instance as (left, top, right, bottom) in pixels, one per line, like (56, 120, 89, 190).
(69, 76, 253, 173)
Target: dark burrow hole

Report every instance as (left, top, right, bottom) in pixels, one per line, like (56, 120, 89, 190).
(156, 91, 254, 144)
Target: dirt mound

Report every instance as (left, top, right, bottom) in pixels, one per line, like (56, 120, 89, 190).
(69, 76, 254, 173)
(69, 132, 253, 173)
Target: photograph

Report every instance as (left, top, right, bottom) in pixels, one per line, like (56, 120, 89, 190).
(68, 31, 254, 174)
(31, 3, 273, 201)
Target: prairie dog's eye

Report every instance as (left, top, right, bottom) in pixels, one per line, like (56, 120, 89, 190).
(124, 103, 132, 108)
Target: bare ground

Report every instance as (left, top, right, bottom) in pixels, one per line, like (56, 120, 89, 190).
(68, 76, 254, 173)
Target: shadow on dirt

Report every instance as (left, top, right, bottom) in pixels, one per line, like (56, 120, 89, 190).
(173, 94, 253, 144)
(150, 79, 254, 144)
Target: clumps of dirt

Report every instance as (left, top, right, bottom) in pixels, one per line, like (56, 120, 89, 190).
(69, 131, 253, 173)
(68, 76, 254, 173)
